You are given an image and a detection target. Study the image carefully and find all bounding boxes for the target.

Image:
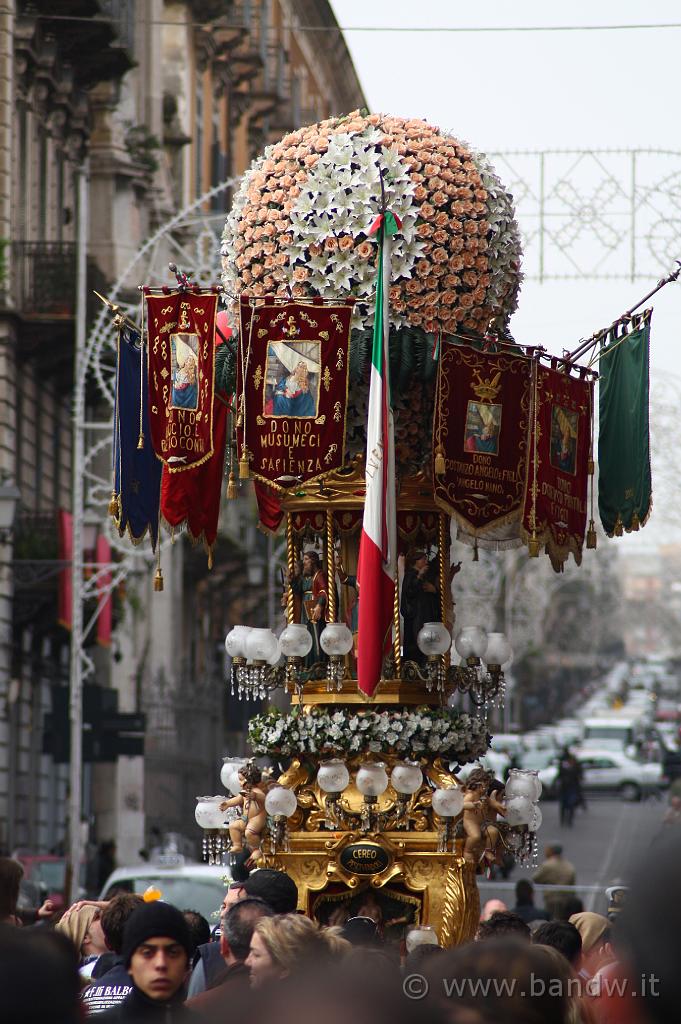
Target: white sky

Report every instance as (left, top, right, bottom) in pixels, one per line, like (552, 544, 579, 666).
(329, 1, 681, 548)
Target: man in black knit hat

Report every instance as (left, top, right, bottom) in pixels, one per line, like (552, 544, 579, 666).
(97, 902, 195, 1021)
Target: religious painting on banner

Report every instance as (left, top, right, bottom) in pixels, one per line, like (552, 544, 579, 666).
(237, 297, 352, 491)
(145, 290, 218, 471)
(521, 363, 593, 571)
(433, 343, 533, 539)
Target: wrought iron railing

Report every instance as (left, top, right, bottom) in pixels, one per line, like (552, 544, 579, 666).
(11, 241, 77, 317)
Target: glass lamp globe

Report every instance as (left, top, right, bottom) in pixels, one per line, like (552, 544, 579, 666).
(483, 632, 512, 668)
(245, 628, 280, 664)
(416, 622, 451, 658)
(320, 623, 354, 657)
(505, 769, 541, 802)
(390, 761, 423, 795)
(356, 762, 389, 797)
(224, 625, 252, 659)
(220, 757, 246, 793)
(279, 623, 313, 659)
(317, 759, 350, 794)
(432, 787, 464, 817)
(194, 795, 225, 830)
(454, 626, 488, 661)
(505, 795, 534, 827)
(264, 786, 298, 818)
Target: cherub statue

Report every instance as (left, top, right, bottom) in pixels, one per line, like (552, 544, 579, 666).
(220, 762, 269, 863)
(461, 767, 507, 866)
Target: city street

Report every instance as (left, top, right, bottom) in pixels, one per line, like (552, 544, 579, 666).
(479, 794, 668, 916)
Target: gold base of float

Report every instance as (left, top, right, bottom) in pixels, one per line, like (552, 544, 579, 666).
(261, 832, 479, 946)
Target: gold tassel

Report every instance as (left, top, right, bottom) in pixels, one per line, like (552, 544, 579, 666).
(587, 458, 595, 475)
(631, 511, 640, 532)
(227, 471, 238, 500)
(239, 449, 250, 479)
(528, 533, 540, 557)
(108, 491, 119, 517)
(137, 431, 144, 450)
(434, 447, 446, 476)
(153, 567, 164, 592)
(614, 515, 624, 537)
(586, 520, 597, 549)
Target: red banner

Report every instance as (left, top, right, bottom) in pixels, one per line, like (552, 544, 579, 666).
(237, 298, 352, 491)
(96, 535, 112, 647)
(161, 396, 228, 555)
(522, 363, 593, 570)
(58, 509, 73, 631)
(146, 291, 218, 471)
(433, 344, 533, 537)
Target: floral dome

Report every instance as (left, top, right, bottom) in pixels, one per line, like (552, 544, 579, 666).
(221, 111, 522, 337)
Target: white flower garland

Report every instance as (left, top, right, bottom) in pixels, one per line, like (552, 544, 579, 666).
(248, 706, 490, 763)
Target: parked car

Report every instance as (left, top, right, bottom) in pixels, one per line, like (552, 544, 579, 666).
(538, 749, 667, 802)
(455, 750, 510, 783)
(99, 862, 231, 920)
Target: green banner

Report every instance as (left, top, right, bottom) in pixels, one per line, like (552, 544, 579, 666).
(598, 310, 652, 536)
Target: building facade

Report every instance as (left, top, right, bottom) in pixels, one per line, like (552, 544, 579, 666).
(0, 0, 364, 866)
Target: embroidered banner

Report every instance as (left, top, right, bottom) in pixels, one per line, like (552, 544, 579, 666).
(145, 290, 218, 471)
(433, 343, 533, 536)
(598, 311, 652, 536)
(237, 297, 352, 491)
(522, 363, 593, 570)
(112, 324, 162, 550)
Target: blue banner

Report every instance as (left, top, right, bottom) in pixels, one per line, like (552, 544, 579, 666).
(113, 325, 162, 550)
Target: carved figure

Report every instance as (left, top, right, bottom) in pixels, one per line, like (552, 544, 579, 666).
(220, 762, 268, 861)
(461, 767, 507, 866)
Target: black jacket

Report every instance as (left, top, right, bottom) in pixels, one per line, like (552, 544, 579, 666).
(95, 985, 195, 1022)
(82, 959, 134, 1014)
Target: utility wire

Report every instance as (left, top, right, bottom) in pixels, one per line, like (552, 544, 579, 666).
(13, 13, 681, 33)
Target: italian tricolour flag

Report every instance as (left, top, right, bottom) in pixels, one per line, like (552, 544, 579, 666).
(357, 211, 400, 696)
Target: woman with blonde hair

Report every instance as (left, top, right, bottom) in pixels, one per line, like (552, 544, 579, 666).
(246, 913, 349, 987)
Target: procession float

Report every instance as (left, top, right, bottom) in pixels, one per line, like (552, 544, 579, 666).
(106, 110, 660, 946)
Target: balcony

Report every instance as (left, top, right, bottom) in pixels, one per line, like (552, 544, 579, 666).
(10, 242, 77, 320)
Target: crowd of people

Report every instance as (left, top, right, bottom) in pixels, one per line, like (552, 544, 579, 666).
(2, 831, 680, 1024)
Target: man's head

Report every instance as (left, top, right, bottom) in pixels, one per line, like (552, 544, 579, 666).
(182, 909, 210, 956)
(221, 897, 274, 965)
(515, 879, 535, 907)
(242, 869, 298, 915)
(545, 842, 563, 859)
(302, 551, 321, 576)
(122, 902, 192, 1002)
(477, 911, 531, 942)
(100, 892, 144, 953)
(532, 921, 582, 967)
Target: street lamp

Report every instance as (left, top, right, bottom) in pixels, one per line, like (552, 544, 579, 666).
(0, 480, 20, 542)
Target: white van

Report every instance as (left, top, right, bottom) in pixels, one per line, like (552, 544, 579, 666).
(581, 716, 643, 754)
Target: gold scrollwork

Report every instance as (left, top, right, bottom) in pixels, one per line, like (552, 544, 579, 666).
(253, 366, 263, 390)
(256, 415, 265, 426)
(336, 349, 344, 370)
(258, 329, 268, 338)
(322, 367, 332, 392)
(324, 443, 338, 464)
(159, 321, 177, 334)
(319, 330, 329, 341)
(330, 313, 344, 333)
(315, 414, 326, 426)
(300, 311, 318, 329)
(160, 305, 173, 315)
(333, 401, 342, 422)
